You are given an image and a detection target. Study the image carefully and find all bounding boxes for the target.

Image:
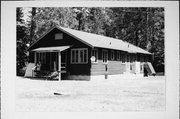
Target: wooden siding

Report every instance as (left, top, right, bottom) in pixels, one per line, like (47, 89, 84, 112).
(91, 60, 125, 75)
(130, 63, 136, 73)
(90, 47, 126, 75)
(28, 28, 91, 51)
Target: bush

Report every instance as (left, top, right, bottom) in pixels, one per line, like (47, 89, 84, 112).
(17, 67, 26, 76)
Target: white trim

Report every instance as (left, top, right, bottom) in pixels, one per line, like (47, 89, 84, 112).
(58, 52, 61, 81)
(71, 48, 88, 64)
(102, 49, 108, 64)
(91, 48, 98, 63)
(32, 46, 70, 52)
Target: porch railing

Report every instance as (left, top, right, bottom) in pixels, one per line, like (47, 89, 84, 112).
(61, 63, 66, 73)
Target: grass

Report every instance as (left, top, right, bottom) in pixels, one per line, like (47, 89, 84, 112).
(15, 76, 165, 112)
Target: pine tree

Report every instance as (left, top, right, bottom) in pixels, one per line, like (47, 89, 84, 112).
(16, 7, 28, 76)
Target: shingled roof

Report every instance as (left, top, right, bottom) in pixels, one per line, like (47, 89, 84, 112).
(29, 26, 151, 54)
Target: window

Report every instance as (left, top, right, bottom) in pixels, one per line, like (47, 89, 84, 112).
(110, 50, 115, 60)
(102, 50, 108, 63)
(127, 54, 130, 62)
(144, 55, 149, 62)
(117, 51, 121, 60)
(55, 33, 63, 40)
(122, 53, 126, 63)
(140, 54, 144, 62)
(140, 64, 143, 71)
(71, 48, 88, 64)
(130, 54, 134, 63)
(91, 49, 98, 63)
(130, 65, 133, 70)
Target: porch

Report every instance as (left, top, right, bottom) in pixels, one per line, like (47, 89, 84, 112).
(31, 46, 70, 80)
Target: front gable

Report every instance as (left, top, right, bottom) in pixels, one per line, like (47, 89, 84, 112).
(28, 27, 92, 51)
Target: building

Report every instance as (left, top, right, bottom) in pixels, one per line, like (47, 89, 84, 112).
(25, 25, 155, 80)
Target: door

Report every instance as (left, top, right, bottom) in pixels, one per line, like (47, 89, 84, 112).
(61, 50, 67, 73)
(126, 54, 131, 73)
(50, 52, 58, 71)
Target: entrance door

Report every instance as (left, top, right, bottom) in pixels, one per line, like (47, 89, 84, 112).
(61, 51, 67, 73)
(126, 54, 131, 73)
(49, 51, 67, 73)
(50, 52, 58, 71)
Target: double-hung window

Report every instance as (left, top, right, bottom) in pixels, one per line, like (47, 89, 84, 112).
(117, 51, 121, 61)
(121, 53, 126, 63)
(71, 48, 88, 64)
(91, 49, 98, 63)
(102, 50, 108, 63)
(130, 54, 134, 63)
(140, 54, 144, 62)
(110, 50, 115, 60)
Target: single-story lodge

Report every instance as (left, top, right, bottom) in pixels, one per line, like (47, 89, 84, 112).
(25, 25, 156, 80)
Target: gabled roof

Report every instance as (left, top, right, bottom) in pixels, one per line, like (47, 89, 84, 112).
(28, 26, 151, 54)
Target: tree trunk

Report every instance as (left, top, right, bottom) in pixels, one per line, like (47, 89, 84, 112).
(30, 7, 36, 45)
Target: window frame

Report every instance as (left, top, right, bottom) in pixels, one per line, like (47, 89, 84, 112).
(91, 48, 98, 63)
(102, 49, 108, 64)
(121, 52, 126, 63)
(140, 54, 144, 62)
(110, 50, 115, 60)
(55, 33, 63, 40)
(130, 54, 134, 63)
(71, 48, 88, 64)
(117, 51, 121, 61)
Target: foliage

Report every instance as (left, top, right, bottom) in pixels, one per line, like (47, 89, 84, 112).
(32, 7, 78, 41)
(16, 7, 28, 76)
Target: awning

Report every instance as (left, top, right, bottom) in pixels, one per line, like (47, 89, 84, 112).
(32, 46, 70, 52)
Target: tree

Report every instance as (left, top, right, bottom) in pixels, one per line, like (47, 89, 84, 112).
(29, 7, 37, 45)
(19, 7, 164, 73)
(17, 7, 28, 76)
(31, 7, 78, 39)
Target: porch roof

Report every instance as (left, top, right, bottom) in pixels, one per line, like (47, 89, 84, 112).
(32, 46, 70, 52)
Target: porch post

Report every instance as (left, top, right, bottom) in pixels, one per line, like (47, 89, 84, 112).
(34, 52, 37, 64)
(58, 51, 61, 81)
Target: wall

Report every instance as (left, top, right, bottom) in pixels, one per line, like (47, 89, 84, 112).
(90, 48, 126, 75)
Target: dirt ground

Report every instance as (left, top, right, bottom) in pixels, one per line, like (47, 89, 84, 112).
(15, 76, 165, 112)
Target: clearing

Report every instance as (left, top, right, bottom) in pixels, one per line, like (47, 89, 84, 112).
(15, 76, 165, 112)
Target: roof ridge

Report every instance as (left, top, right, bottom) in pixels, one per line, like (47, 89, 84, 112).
(56, 25, 150, 54)
(28, 25, 151, 54)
